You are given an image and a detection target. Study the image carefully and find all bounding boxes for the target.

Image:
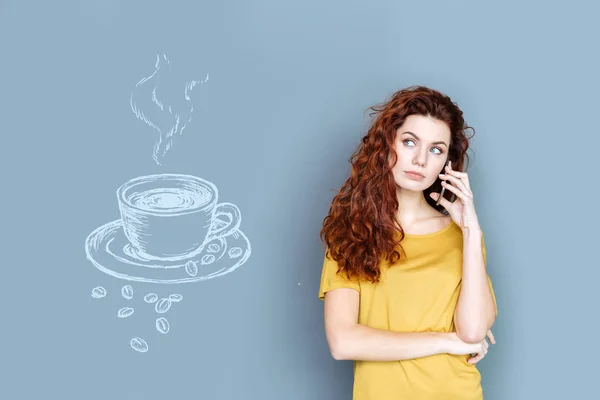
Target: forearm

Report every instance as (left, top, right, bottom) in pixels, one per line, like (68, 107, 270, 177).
(454, 228, 496, 342)
(332, 323, 451, 361)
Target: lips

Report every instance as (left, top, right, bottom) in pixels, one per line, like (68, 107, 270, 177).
(404, 171, 425, 180)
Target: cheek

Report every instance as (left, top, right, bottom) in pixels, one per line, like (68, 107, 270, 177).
(391, 146, 407, 164)
(388, 148, 404, 168)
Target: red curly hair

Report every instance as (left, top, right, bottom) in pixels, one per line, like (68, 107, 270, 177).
(319, 85, 476, 284)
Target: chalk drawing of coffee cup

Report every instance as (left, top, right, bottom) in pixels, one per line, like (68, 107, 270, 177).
(117, 173, 240, 261)
(85, 173, 251, 284)
(87, 55, 252, 356)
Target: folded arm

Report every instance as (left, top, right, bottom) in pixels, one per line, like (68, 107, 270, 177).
(324, 287, 453, 361)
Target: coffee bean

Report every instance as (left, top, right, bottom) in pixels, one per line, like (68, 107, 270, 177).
(185, 260, 198, 276)
(130, 337, 148, 353)
(168, 293, 183, 303)
(155, 298, 171, 314)
(201, 254, 215, 264)
(91, 286, 106, 298)
(144, 293, 158, 303)
(117, 307, 135, 318)
(228, 247, 242, 258)
(208, 243, 220, 252)
(156, 317, 170, 334)
(121, 285, 134, 299)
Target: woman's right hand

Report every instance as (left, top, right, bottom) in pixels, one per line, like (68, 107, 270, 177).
(446, 329, 495, 364)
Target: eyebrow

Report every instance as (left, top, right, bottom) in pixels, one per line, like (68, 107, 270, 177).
(401, 131, 448, 147)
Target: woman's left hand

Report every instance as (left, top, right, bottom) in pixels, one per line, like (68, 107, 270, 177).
(430, 161, 481, 232)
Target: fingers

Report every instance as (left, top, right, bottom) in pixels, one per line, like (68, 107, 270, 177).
(468, 352, 485, 364)
(439, 173, 471, 197)
(440, 162, 471, 195)
(432, 192, 449, 208)
(440, 180, 472, 203)
(439, 174, 473, 197)
(467, 351, 486, 364)
(487, 329, 496, 344)
(446, 161, 470, 189)
(468, 338, 489, 365)
(467, 331, 497, 364)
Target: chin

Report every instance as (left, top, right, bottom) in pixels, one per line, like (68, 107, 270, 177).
(396, 181, 423, 191)
(398, 177, 435, 190)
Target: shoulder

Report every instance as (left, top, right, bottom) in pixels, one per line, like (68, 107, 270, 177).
(318, 251, 362, 300)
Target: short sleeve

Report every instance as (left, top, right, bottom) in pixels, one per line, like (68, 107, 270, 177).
(318, 250, 361, 300)
(482, 233, 498, 317)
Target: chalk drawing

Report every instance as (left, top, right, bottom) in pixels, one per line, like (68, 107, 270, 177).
(168, 293, 183, 302)
(91, 286, 107, 298)
(130, 53, 209, 166)
(117, 307, 135, 318)
(87, 54, 251, 353)
(144, 293, 158, 303)
(85, 174, 251, 283)
(156, 317, 170, 334)
(130, 337, 149, 353)
(121, 285, 133, 299)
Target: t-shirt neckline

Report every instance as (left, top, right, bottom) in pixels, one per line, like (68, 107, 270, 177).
(403, 219, 455, 238)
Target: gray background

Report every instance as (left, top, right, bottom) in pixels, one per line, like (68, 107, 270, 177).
(1, 0, 598, 399)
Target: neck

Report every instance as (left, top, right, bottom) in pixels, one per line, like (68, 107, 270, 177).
(395, 187, 432, 224)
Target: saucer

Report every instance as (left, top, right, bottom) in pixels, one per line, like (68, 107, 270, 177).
(85, 219, 251, 284)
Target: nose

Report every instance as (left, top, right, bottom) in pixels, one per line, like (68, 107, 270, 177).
(412, 151, 427, 167)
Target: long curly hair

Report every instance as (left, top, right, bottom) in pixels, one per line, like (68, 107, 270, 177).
(319, 85, 475, 284)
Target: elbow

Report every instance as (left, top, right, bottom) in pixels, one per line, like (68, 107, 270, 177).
(456, 325, 488, 343)
(455, 313, 496, 343)
(331, 348, 346, 361)
(329, 336, 349, 360)
(457, 330, 486, 344)
(327, 328, 355, 360)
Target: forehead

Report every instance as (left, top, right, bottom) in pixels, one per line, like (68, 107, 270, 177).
(397, 115, 451, 142)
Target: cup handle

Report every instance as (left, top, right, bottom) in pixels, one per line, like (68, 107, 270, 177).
(206, 202, 241, 241)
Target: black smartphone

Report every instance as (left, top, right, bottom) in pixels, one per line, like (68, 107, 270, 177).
(436, 160, 451, 206)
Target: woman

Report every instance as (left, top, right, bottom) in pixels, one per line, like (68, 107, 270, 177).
(318, 85, 498, 400)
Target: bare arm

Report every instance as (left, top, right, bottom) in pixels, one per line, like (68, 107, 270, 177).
(324, 287, 453, 361)
(453, 229, 496, 343)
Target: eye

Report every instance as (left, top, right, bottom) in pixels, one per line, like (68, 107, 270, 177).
(403, 139, 444, 155)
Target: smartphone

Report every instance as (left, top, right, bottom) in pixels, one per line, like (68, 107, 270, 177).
(435, 160, 451, 206)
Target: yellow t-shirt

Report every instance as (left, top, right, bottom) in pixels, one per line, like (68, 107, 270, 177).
(318, 220, 498, 400)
